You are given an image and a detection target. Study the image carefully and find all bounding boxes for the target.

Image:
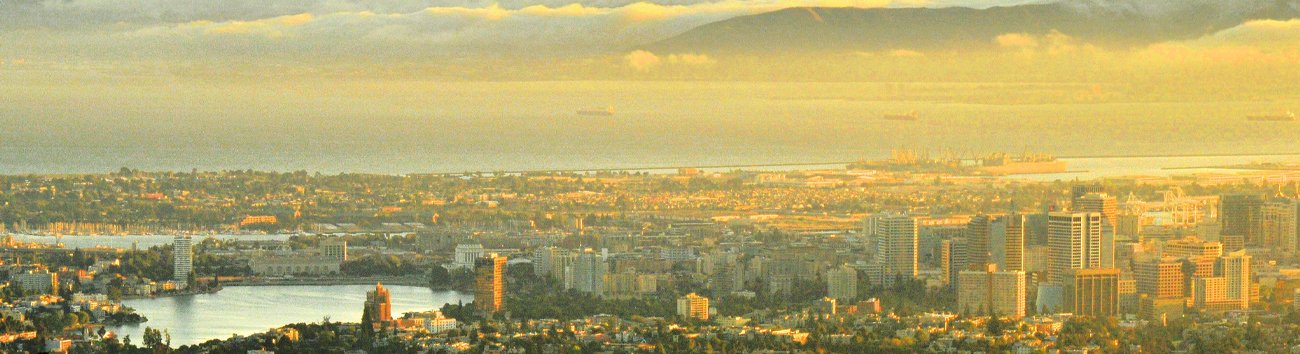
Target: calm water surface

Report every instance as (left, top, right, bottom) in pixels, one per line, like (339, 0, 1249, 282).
(108, 285, 472, 347)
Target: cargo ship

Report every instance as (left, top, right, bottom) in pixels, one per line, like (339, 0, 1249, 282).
(1247, 111, 1295, 122)
(578, 106, 615, 116)
(883, 111, 919, 121)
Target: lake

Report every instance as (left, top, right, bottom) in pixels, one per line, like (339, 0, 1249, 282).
(107, 285, 473, 347)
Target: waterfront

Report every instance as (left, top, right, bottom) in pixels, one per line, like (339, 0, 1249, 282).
(7, 234, 295, 249)
(1018, 153, 1300, 181)
(107, 285, 473, 347)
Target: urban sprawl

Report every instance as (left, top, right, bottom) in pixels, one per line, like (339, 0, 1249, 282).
(4, 155, 1300, 353)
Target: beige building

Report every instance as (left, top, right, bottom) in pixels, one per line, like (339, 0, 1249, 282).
(1136, 257, 1184, 300)
(250, 256, 341, 276)
(957, 264, 1027, 318)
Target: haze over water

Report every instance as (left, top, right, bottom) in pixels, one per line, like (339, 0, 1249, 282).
(3, 80, 1298, 175)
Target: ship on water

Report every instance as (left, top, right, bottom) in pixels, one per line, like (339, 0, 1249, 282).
(883, 111, 919, 121)
(578, 106, 615, 116)
(1247, 111, 1295, 121)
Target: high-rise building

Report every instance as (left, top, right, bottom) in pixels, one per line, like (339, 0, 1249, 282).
(365, 282, 393, 322)
(1215, 251, 1251, 310)
(475, 254, 507, 314)
(869, 213, 918, 287)
(940, 239, 954, 286)
(173, 236, 193, 288)
(321, 239, 348, 262)
(964, 215, 992, 269)
(1135, 257, 1184, 300)
(677, 293, 710, 320)
(1263, 198, 1299, 252)
(1047, 212, 1104, 282)
(566, 250, 606, 295)
(1061, 268, 1120, 317)
(957, 264, 1027, 318)
(1220, 194, 1264, 246)
(991, 214, 1026, 272)
(826, 265, 858, 301)
(1074, 193, 1118, 268)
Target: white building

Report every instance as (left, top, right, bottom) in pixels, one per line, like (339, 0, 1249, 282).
(452, 244, 485, 270)
(174, 236, 193, 288)
(867, 213, 918, 287)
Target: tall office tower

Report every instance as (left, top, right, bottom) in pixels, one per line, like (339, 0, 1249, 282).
(1047, 212, 1104, 282)
(365, 282, 393, 322)
(957, 264, 1028, 318)
(474, 254, 507, 314)
(870, 213, 919, 287)
(940, 239, 953, 286)
(567, 250, 607, 295)
(1074, 193, 1118, 267)
(826, 264, 859, 301)
(946, 236, 967, 286)
(964, 215, 992, 270)
(1220, 194, 1264, 246)
(676, 293, 710, 320)
(1215, 251, 1252, 310)
(173, 236, 193, 287)
(991, 214, 1026, 272)
(1074, 193, 1119, 229)
(1062, 268, 1120, 317)
(1263, 198, 1299, 252)
(321, 239, 348, 262)
(1136, 257, 1184, 300)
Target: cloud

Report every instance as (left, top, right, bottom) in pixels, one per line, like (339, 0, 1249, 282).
(995, 33, 1038, 48)
(204, 13, 314, 37)
(1136, 19, 1300, 65)
(625, 50, 663, 71)
(887, 49, 925, 57)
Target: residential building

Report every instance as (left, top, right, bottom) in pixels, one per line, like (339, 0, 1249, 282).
(826, 265, 858, 302)
(957, 264, 1027, 318)
(174, 236, 193, 288)
(475, 254, 507, 314)
(677, 293, 710, 320)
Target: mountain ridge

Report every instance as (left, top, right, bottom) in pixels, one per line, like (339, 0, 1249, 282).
(644, 0, 1300, 54)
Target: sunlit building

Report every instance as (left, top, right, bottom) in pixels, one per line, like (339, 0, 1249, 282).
(475, 254, 507, 314)
(677, 293, 710, 320)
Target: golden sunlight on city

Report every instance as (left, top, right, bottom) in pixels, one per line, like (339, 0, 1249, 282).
(1, 0, 1299, 353)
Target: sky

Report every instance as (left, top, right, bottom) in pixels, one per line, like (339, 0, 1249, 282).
(0, 0, 1296, 80)
(0, 0, 1045, 66)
